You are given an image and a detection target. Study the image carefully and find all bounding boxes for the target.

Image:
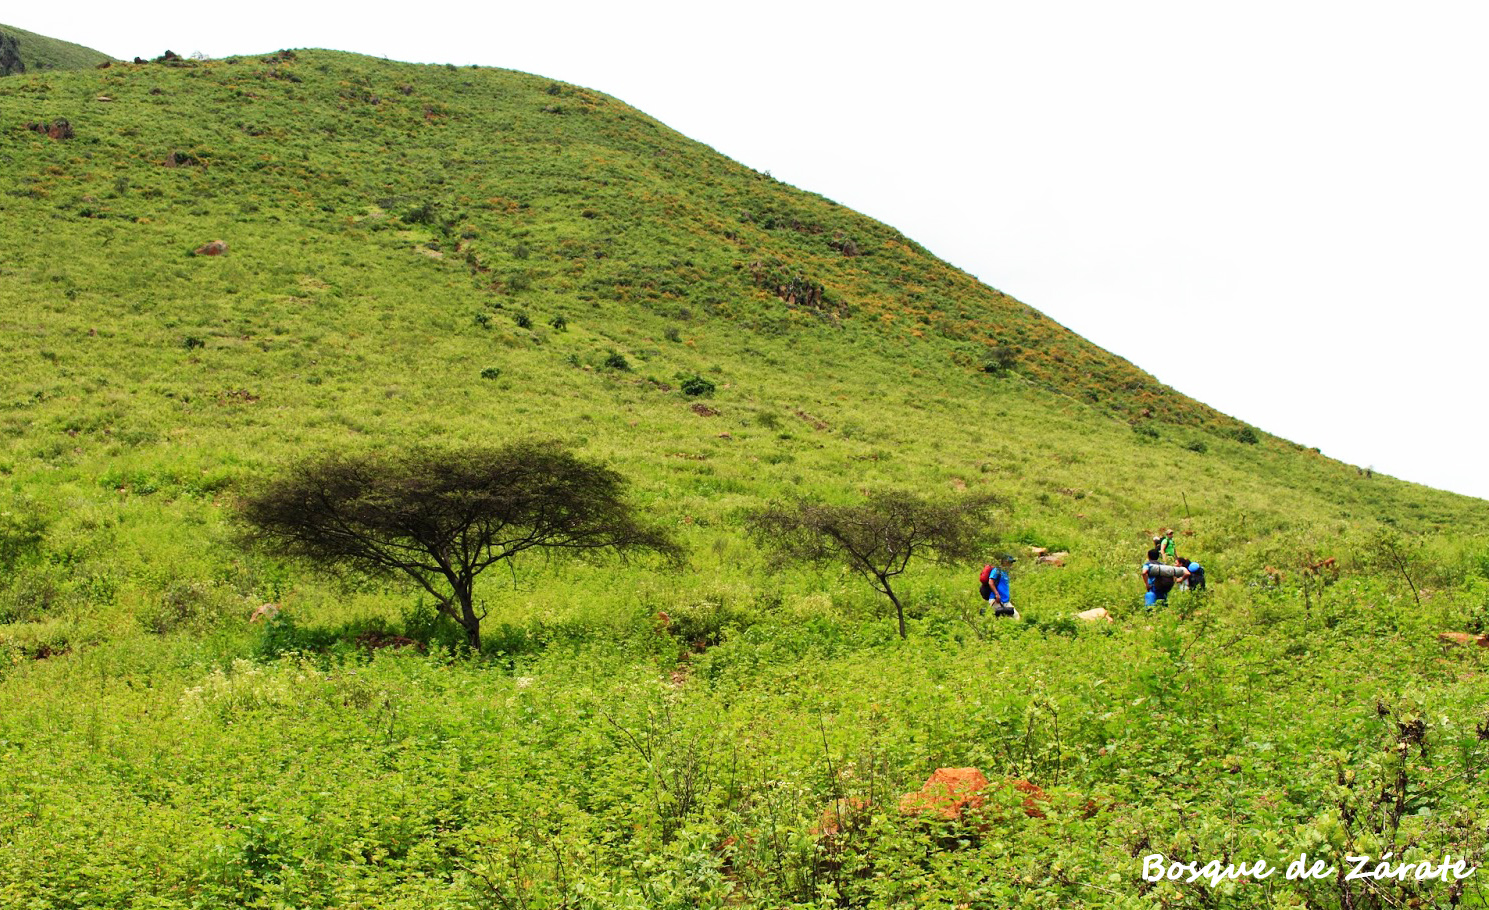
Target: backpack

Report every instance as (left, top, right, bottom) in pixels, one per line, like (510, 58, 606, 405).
(1146, 563, 1186, 579)
(979, 564, 994, 584)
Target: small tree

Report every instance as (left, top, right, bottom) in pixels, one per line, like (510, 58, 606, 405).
(239, 442, 681, 650)
(1365, 529, 1424, 609)
(748, 491, 999, 639)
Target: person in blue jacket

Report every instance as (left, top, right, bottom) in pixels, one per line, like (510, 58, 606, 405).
(1141, 548, 1189, 605)
(979, 555, 1017, 617)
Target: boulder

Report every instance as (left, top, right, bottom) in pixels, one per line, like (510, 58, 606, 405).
(813, 796, 871, 836)
(899, 767, 988, 819)
(1075, 607, 1113, 623)
(25, 119, 74, 140)
(194, 240, 228, 256)
(898, 769, 1049, 821)
(1011, 779, 1048, 819)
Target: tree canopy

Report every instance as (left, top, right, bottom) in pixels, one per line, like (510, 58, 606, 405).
(238, 442, 682, 649)
(748, 491, 999, 638)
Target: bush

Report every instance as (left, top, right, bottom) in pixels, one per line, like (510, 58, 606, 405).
(0, 506, 47, 572)
(1132, 423, 1159, 440)
(138, 579, 230, 635)
(254, 611, 338, 659)
(480, 367, 501, 381)
(549, 314, 567, 331)
(680, 376, 715, 397)
(1185, 440, 1208, 454)
(981, 344, 1018, 375)
(404, 201, 438, 225)
(182, 335, 205, 350)
(662, 599, 758, 649)
(664, 326, 682, 343)
(604, 350, 631, 371)
(1236, 427, 1260, 445)
(513, 311, 532, 329)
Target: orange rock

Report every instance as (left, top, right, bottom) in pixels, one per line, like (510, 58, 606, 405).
(899, 768, 989, 819)
(248, 603, 279, 623)
(1075, 608, 1113, 623)
(814, 797, 871, 836)
(899, 770, 1050, 821)
(1008, 779, 1049, 818)
(1438, 631, 1489, 648)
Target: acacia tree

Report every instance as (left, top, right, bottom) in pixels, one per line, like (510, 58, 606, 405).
(748, 491, 999, 639)
(239, 442, 681, 650)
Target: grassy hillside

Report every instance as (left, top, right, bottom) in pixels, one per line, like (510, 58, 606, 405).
(1, 49, 1487, 908)
(0, 23, 112, 75)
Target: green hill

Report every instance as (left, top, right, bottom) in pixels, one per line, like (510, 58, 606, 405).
(1, 49, 1486, 909)
(0, 22, 113, 75)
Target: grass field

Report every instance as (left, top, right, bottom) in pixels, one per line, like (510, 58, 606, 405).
(1, 48, 1487, 908)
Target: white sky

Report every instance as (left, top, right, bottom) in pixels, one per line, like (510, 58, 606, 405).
(13, 2, 1489, 501)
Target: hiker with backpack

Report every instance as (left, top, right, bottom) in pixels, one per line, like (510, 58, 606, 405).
(979, 555, 1018, 618)
(1176, 555, 1206, 591)
(1141, 548, 1189, 606)
(1153, 529, 1176, 561)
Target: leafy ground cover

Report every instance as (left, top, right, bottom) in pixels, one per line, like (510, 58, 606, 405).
(1, 48, 1487, 908)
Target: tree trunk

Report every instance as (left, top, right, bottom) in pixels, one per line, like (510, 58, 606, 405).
(455, 583, 481, 650)
(883, 581, 907, 639)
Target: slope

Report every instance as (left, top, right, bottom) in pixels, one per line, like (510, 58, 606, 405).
(1, 48, 1488, 910)
(0, 22, 113, 75)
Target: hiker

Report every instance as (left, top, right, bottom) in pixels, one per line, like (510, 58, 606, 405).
(1153, 529, 1176, 561)
(1141, 548, 1189, 605)
(979, 556, 1017, 618)
(1176, 555, 1206, 591)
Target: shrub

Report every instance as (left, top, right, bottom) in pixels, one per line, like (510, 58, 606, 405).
(1186, 440, 1208, 454)
(549, 314, 567, 331)
(664, 326, 682, 343)
(1133, 423, 1159, 440)
(513, 311, 532, 329)
(0, 505, 47, 572)
(480, 367, 501, 381)
(473, 312, 491, 329)
(138, 579, 229, 634)
(404, 201, 438, 225)
(182, 335, 205, 350)
(982, 344, 1018, 375)
(680, 376, 715, 398)
(604, 350, 631, 371)
(1236, 427, 1260, 445)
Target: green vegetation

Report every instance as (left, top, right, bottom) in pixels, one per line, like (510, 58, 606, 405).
(0, 45, 1486, 908)
(750, 492, 999, 638)
(0, 23, 113, 75)
(240, 442, 681, 649)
